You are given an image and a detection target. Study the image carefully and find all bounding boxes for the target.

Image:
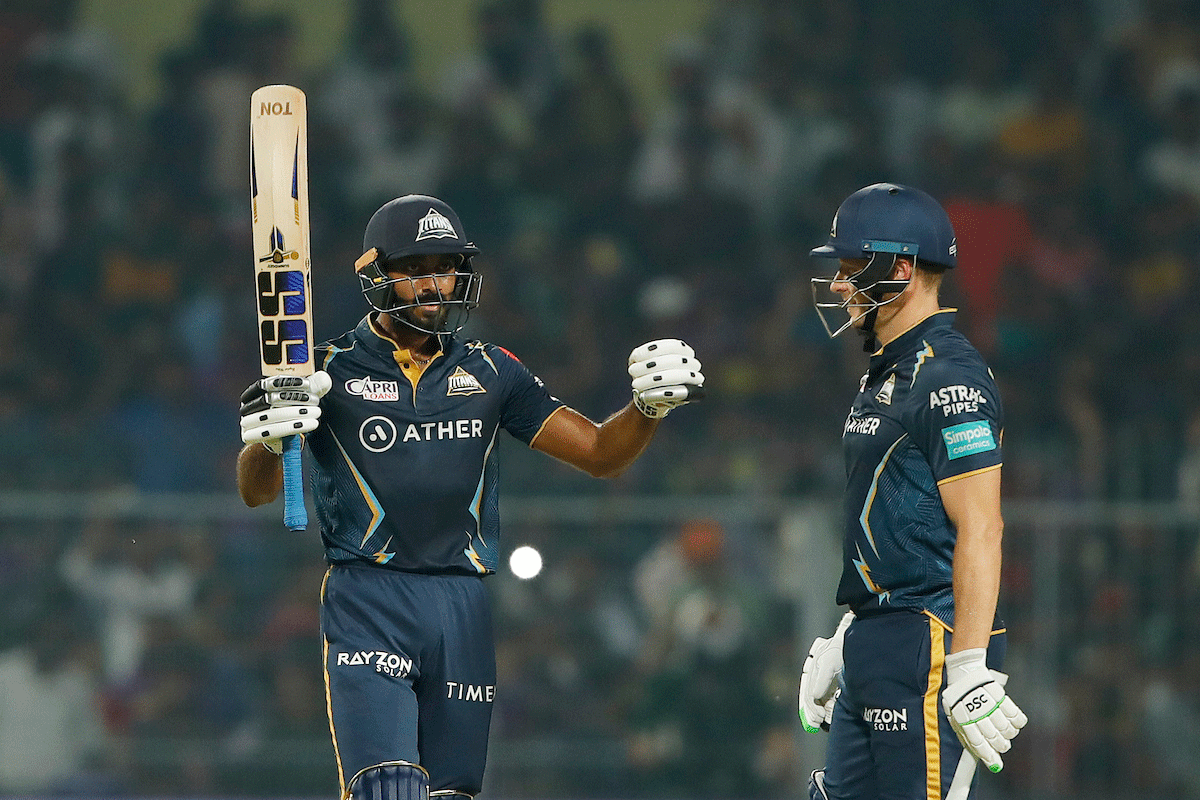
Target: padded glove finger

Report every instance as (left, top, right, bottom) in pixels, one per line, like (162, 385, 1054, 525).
(241, 372, 332, 412)
(628, 352, 702, 379)
(632, 367, 704, 392)
(240, 405, 323, 445)
(628, 338, 694, 366)
(636, 385, 706, 405)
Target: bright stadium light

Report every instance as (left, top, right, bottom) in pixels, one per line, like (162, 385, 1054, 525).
(508, 545, 543, 579)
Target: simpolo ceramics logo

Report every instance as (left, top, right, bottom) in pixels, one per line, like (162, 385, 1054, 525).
(941, 420, 996, 460)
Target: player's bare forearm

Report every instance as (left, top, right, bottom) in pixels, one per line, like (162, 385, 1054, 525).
(940, 467, 1004, 651)
(533, 402, 660, 478)
(237, 442, 284, 507)
(950, 517, 1002, 650)
(593, 401, 661, 476)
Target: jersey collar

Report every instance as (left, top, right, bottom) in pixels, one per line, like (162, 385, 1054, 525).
(869, 308, 956, 373)
(358, 314, 452, 361)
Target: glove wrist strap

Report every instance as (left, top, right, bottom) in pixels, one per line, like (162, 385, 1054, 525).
(944, 647, 987, 684)
(633, 392, 668, 419)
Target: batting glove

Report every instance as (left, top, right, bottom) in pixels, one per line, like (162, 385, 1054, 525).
(941, 648, 1028, 773)
(239, 371, 332, 453)
(798, 611, 854, 733)
(627, 339, 705, 419)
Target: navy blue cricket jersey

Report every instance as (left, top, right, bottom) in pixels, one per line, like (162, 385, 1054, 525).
(306, 316, 565, 575)
(837, 310, 1003, 624)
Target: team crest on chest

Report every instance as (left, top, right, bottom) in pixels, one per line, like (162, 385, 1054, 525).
(447, 366, 486, 396)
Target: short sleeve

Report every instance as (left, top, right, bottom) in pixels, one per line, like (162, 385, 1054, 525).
(906, 354, 1003, 484)
(492, 345, 566, 445)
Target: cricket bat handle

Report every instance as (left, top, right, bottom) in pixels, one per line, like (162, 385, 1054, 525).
(946, 749, 978, 800)
(281, 434, 306, 531)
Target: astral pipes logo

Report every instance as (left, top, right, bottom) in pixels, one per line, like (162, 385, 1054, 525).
(941, 420, 996, 460)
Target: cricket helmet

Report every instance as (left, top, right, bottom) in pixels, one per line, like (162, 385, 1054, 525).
(356, 195, 483, 334)
(810, 182, 957, 270)
(809, 183, 956, 343)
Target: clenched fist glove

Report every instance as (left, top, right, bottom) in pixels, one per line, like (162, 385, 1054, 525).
(798, 611, 854, 732)
(941, 648, 1028, 773)
(240, 371, 332, 454)
(627, 339, 705, 419)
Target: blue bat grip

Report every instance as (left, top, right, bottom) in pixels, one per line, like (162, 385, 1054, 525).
(281, 434, 307, 531)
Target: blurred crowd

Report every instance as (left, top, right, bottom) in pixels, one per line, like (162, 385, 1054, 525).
(3, 0, 1200, 797)
(5, 0, 1200, 498)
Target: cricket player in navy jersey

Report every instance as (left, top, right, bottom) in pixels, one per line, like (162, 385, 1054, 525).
(797, 184, 1026, 800)
(235, 195, 704, 800)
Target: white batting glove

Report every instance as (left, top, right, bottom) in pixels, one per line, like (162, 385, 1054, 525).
(941, 649, 1027, 773)
(627, 339, 705, 419)
(798, 611, 854, 733)
(239, 371, 332, 454)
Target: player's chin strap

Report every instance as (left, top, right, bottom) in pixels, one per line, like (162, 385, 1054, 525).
(860, 300, 881, 353)
(856, 252, 908, 352)
(390, 308, 471, 338)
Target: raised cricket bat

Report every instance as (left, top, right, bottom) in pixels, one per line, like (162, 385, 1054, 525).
(250, 84, 314, 531)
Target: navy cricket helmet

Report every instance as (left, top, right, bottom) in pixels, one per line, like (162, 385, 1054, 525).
(810, 183, 956, 343)
(810, 182, 956, 270)
(355, 195, 483, 334)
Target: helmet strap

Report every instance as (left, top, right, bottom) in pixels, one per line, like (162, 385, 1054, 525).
(386, 299, 470, 337)
(854, 253, 895, 353)
(387, 310, 442, 337)
(860, 299, 881, 353)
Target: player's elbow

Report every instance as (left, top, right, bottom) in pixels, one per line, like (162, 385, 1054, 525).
(236, 444, 285, 507)
(237, 474, 283, 508)
(595, 460, 636, 479)
(588, 465, 622, 479)
(239, 486, 276, 508)
(567, 453, 629, 479)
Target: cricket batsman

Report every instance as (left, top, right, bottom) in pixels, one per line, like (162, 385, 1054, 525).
(236, 195, 705, 800)
(798, 183, 1027, 800)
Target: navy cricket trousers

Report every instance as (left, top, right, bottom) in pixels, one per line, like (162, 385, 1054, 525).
(321, 564, 496, 796)
(821, 610, 1007, 800)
